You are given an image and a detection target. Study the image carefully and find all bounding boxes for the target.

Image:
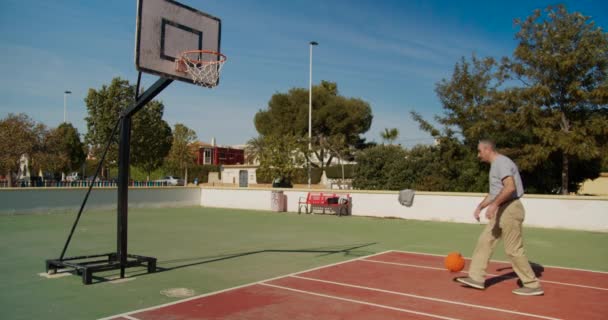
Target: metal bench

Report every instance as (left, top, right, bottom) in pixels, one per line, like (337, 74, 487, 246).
(298, 192, 351, 216)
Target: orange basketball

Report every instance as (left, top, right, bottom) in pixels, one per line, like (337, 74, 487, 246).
(444, 252, 465, 272)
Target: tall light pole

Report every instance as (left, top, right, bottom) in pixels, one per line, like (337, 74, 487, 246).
(63, 90, 72, 123)
(308, 41, 318, 189)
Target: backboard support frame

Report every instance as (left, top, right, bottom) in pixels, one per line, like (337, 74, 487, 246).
(46, 0, 222, 285)
(46, 77, 173, 284)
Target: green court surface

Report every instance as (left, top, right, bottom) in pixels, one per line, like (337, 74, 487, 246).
(1, 207, 607, 320)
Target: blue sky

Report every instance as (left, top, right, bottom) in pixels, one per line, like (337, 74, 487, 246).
(1, 0, 606, 147)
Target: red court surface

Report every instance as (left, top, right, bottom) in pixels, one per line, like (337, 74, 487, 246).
(103, 251, 608, 320)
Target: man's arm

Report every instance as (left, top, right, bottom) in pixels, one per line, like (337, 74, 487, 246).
(477, 195, 493, 210)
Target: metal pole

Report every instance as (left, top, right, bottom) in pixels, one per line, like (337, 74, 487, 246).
(116, 77, 172, 278)
(308, 41, 317, 189)
(117, 116, 131, 278)
(63, 91, 71, 123)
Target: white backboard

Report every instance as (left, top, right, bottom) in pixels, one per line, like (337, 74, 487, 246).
(135, 0, 221, 86)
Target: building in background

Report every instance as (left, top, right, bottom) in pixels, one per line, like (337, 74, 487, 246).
(578, 172, 608, 196)
(220, 164, 258, 186)
(193, 138, 245, 166)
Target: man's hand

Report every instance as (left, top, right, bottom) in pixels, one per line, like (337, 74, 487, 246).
(473, 196, 491, 222)
(473, 207, 481, 222)
(485, 203, 498, 220)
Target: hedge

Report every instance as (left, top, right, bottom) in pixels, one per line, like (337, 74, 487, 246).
(256, 167, 322, 184)
(325, 164, 356, 179)
(187, 164, 221, 183)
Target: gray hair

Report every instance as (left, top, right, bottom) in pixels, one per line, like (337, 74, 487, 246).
(478, 139, 496, 150)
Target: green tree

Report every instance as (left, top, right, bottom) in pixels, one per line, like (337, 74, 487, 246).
(416, 29, 606, 194)
(257, 134, 306, 184)
(84, 77, 173, 178)
(433, 55, 504, 148)
(0, 114, 45, 186)
(352, 145, 409, 190)
(39, 123, 86, 176)
(254, 81, 373, 170)
(166, 123, 197, 184)
(408, 112, 489, 192)
(380, 128, 400, 145)
(84, 78, 133, 172)
(319, 134, 352, 186)
(130, 101, 173, 180)
(506, 5, 608, 194)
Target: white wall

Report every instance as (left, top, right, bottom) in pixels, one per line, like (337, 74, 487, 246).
(200, 187, 608, 232)
(2, 186, 606, 232)
(0, 187, 201, 214)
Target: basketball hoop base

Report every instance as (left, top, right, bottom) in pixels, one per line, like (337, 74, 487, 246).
(46, 253, 156, 284)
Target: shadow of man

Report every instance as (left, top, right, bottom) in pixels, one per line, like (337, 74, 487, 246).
(485, 262, 545, 288)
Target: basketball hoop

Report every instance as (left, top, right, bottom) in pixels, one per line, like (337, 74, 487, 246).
(176, 50, 227, 87)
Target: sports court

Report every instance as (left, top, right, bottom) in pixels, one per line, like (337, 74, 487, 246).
(103, 250, 608, 320)
(2, 207, 607, 319)
(2, 1, 607, 319)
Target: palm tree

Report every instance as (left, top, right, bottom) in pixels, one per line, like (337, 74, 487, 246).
(245, 136, 265, 165)
(380, 128, 399, 145)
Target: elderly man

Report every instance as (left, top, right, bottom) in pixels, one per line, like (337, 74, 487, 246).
(456, 140, 544, 296)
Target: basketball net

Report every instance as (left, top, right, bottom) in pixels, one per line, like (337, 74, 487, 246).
(176, 50, 227, 87)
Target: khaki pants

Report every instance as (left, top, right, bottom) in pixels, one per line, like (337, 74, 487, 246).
(468, 199, 540, 288)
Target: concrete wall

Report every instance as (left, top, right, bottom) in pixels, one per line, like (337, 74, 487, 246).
(200, 187, 608, 232)
(2, 186, 606, 232)
(0, 187, 201, 214)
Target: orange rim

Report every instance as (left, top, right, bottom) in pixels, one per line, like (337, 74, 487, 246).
(179, 50, 227, 65)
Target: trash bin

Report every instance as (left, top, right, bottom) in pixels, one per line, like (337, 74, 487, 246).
(271, 191, 285, 212)
(398, 189, 415, 207)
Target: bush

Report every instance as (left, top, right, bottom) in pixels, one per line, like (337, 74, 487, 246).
(352, 145, 409, 190)
(187, 164, 220, 183)
(256, 167, 322, 185)
(325, 164, 356, 179)
(291, 167, 323, 184)
(255, 167, 273, 184)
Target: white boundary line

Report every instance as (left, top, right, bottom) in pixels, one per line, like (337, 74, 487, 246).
(392, 250, 608, 274)
(364, 259, 448, 271)
(362, 259, 608, 291)
(288, 275, 562, 320)
(260, 282, 462, 320)
(122, 316, 140, 320)
(98, 250, 392, 320)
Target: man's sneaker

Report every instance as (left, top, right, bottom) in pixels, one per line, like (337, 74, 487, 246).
(456, 277, 485, 290)
(512, 287, 544, 296)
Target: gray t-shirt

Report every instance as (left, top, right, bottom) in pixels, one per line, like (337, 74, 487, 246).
(489, 154, 524, 201)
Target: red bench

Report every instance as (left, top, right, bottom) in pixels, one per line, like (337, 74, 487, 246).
(298, 192, 351, 216)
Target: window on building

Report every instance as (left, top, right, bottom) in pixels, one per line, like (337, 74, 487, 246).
(204, 149, 212, 164)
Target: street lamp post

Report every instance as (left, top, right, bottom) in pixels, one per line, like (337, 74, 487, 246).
(308, 41, 318, 189)
(63, 90, 72, 123)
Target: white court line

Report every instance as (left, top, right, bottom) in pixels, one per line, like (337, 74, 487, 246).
(392, 250, 608, 274)
(363, 259, 608, 291)
(122, 316, 140, 320)
(260, 282, 462, 320)
(288, 275, 562, 320)
(98, 250, 392, 320)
